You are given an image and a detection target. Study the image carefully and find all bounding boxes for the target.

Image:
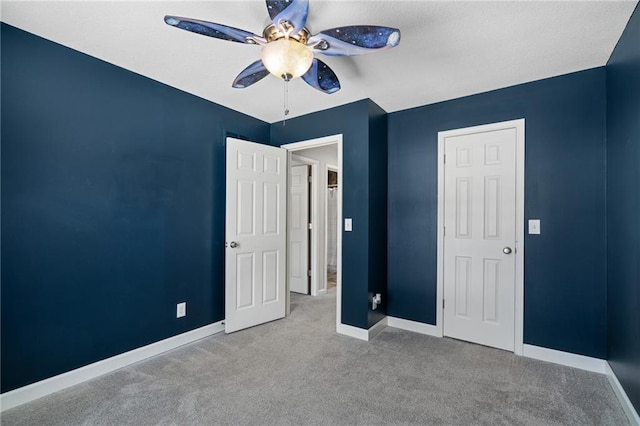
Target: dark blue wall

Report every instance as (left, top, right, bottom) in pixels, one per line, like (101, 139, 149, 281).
(270, 101, 372, 329)
(388, 68, 608, 358)
(606, 4, 640, 412)
(2, 7, 633, 397)
(0, 24, 269, 393)
(367, 100, 388, 327)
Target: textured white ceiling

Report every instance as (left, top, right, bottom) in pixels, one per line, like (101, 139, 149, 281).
(2, 1, 637, 123)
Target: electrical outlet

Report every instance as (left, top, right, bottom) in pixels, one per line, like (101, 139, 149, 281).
(372, 293, 382, 310)
(176, 302, 186, 318)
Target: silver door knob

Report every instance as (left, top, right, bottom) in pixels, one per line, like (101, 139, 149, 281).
(503, 247, 512, 254)
(229, 241, 239, 248)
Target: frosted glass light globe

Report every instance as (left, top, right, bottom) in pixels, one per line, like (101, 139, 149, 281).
(261, 39, 313, 81)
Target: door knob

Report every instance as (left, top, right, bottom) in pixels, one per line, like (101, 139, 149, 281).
(229, 241, 239, 248)
(503, 247, 512, 254)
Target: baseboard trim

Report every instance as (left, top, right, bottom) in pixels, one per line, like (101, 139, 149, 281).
(522, 344, 606, 374)
(0, 321, 225, 412)
(605, 362, 640, 426)
(337, 323, 369, 341)
(336, 318, 388, 342)
(368, 317, 388, 340)
(387, 316, 443, 337)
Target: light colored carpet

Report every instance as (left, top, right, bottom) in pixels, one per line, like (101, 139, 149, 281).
(1, 289, 628, 425)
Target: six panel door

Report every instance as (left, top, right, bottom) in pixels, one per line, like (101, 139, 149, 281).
(443, 127, 517, 351)
(225, 138, 287, 333)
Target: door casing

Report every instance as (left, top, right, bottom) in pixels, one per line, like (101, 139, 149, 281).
(436, 119, 525, 355)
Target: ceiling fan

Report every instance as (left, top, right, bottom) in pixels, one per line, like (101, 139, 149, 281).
(164, 0, 401, 94)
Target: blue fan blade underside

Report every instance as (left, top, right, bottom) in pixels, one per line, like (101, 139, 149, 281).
(233, 60, 271, 89)
(302, 59, 340, 94)
(266, 0, 309, 34)
(164, 16, 259, 44)
(308, 26, 401, 56)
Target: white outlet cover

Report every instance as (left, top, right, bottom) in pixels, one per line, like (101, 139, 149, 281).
(177, 302, 186, 318)
(528, 219, 541, 235)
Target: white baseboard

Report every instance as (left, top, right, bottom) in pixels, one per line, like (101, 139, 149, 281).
(368, 317, 388, 340)
(0, 321, 225, 412)
(605, 362, 640, 426)
(336, 317, 388, 341)
(387, 316, 443, 337)
(337, 323, 369, 341)
(522, 344, 606, 374)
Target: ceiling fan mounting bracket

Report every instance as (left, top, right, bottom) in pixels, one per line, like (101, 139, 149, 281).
(263, 24, 310, 44)
(310, 39, 329, 51)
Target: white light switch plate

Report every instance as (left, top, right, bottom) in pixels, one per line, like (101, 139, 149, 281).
(345, 218, 353, 232)
(177, 302, 186, 318)
(528, 219, 541, 235)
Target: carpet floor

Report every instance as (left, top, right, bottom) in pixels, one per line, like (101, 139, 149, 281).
(1, 289, 628, 425)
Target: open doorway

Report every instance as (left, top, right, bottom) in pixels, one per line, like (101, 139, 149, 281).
(281, 135, 342, 330)
(326, 166, 338, 291)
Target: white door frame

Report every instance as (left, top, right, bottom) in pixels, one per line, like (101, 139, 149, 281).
(290, 153, 320, 296)
(436, 119, 525, 355)
(281, 134, 343, 328)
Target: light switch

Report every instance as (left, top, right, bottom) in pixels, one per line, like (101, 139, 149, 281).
(528, 219, 541, 235)
(345, 218, 353, 232)
(177, 302, 186, 318)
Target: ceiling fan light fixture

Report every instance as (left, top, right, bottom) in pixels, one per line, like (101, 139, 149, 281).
(261, 38, 313, 81)
(165, 1, 401, 93)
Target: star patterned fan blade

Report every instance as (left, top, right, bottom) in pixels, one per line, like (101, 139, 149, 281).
(266, 0, 309, 35)
(302, 58, 340, 94)
(308, 26, 401, 56)
(233, 60, 271, 89)
(164, 16, 263, 44)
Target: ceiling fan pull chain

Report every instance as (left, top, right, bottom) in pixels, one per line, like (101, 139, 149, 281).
(283, 79, 290, 125)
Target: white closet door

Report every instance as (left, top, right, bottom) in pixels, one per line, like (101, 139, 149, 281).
(443, 127, 517, 351)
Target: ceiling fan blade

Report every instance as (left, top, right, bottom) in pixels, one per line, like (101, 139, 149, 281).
(302, 58, 340, 94)
(266, 0, 309, 35)
(308, 26, 401, 56)
(164, 16, 263, 45)
(232, 60, 271, 89)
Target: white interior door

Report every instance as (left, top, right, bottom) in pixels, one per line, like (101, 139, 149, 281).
(443, 127, 517, 351)
(289, 165, 310, 294)
(225, 137, 286, 333)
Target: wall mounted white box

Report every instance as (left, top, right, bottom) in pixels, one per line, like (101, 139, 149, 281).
(528, 219, 541, 235)
(345, 218, 353, 231)
(176, 302, 186, 318)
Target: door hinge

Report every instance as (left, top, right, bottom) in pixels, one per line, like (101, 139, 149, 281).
(443, 226, 446, 236)
(308, 176, 312, 183)
(308, 270, 312, 277)
(308, 223, 313, 230)
(444, 154, 446, 164)
(443, 299, 445, 309)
